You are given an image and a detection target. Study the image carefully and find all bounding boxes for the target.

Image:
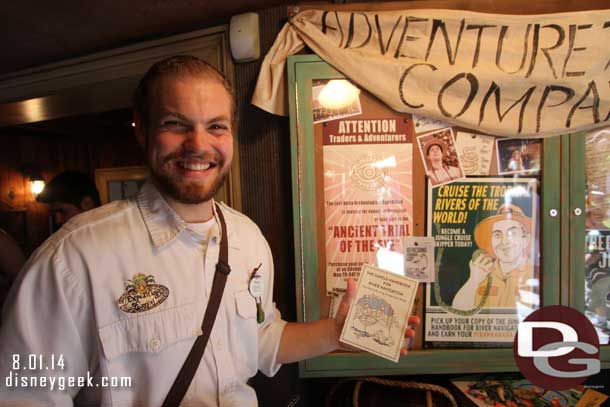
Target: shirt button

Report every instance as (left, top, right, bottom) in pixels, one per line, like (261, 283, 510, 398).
(149, 338, 161, 352)
(216, 340, 222, 351)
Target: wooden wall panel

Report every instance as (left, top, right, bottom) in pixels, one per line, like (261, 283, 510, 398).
(0, 127, 144, 255)
(233, 5, 304, 407)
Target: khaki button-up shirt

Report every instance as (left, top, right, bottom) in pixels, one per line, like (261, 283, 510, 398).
(0, 182, 286, 406)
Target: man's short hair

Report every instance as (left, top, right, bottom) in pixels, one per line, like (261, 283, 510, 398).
(36, 171, 101, 208)
(425, 140, 445, 156)
(132, 55, 237, 132)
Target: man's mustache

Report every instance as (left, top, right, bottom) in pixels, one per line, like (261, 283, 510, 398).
(162, 150, 223, 164)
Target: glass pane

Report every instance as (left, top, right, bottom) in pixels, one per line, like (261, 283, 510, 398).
(425, 158, 542, 348)
(307, 77, 544, 348)
(310, 78, 414, 315)
(585, 127, 610, 345)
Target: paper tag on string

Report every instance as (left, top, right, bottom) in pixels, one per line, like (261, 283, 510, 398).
(404, 236, 436, 283)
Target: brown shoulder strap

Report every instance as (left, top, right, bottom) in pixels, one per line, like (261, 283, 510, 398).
(162, 203, 231, 407)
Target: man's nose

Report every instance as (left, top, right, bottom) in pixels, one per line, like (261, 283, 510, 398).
(184, 125, 213, 152)
(501, 234, 514, 244)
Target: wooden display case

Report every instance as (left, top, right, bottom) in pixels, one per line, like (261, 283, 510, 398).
(287, 55, 609, 377)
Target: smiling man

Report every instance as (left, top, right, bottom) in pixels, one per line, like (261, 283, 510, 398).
(451, 203, 534, 311)
(0, 56, 418, 406)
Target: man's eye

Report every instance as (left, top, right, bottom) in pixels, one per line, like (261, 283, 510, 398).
(209, 124, 228, 130)
(160, 120, 188, 130)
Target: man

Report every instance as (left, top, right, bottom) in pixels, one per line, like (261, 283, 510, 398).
(36, 170, 101, 227)
(423, 140, 461, 186)
(0, 56, 418, 406)
(452, 204, 535, 310)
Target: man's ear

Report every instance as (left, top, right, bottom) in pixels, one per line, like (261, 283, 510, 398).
(80, 196, 97, 211)
(133, 113, 146, 150)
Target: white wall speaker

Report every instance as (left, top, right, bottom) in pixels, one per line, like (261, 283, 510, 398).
(229, 12, 260, 63)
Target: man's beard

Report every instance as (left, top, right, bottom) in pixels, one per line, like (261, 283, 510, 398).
(150, 151, 228, 204)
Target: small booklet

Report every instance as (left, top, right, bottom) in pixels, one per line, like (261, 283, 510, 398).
(340, 264, 419, 362)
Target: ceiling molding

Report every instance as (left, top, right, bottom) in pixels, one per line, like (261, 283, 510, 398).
(0, 25, 229, 106)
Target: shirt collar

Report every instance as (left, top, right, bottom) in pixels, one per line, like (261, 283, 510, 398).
(492, 259, 531, 279)
(137, 181, 221, 250)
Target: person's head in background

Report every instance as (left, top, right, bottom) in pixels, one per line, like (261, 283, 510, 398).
(36, 171, 101, 227)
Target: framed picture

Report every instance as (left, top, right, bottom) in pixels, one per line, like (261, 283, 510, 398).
(95, 166, 149, 204)
(416, 127, 465, 187)
(496, 138, 542, 175)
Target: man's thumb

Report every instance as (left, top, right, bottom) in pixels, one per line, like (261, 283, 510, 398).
(336, 278, 356, 322)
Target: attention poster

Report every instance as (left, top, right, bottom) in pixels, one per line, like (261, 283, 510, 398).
(323, 118, 412, 294)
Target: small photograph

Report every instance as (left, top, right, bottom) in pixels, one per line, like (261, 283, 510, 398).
(412, 114, 450, 134)
(404, 236, 435, 283)
(496, 138, 542, 175)
(312, 79, 362, 124)
(417, 128, 465, 187)
(405, 247, 430, 279)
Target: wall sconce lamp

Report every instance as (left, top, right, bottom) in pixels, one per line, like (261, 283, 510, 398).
(21, 165, 45, 199)
(30, 179, 45, 196)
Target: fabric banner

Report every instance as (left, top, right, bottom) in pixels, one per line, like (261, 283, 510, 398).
(252, 8, 610, 137)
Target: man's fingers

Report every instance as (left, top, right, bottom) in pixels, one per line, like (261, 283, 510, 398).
(403, 315, 420, 338)
(335, 278, 356, 322)
(407, 315, 420, 326)
(483, 255, 494, 268)
(473, 252, 493, 268)
(346, 277, 356, 296)
(474, 254, 487, 267)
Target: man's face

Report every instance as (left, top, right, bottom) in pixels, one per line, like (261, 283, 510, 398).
(491, 219, 529, 264)
(50, 202, 82, 226)
(139, 75, 234, 204)
(427, 145, 443, 161)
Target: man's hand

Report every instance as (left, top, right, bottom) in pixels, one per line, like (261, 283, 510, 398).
(333, 278, 421, 356)
(468, 251, 495, 285)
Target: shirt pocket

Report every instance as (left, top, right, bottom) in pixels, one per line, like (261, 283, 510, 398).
(234, 289, 257, 320)
(98, 302, 201, 360)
